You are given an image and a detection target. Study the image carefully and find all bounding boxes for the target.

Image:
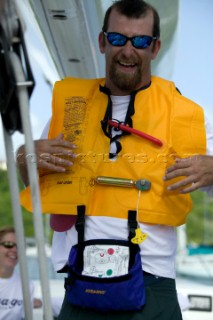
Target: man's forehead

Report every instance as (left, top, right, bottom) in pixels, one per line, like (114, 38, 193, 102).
(108, 9, 154, 33)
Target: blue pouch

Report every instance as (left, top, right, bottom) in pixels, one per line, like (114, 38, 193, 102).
(64, 207, 146, 312)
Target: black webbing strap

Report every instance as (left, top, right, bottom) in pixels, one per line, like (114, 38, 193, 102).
(100, 84, 134, 141)
(75, 205, 86, 244)
(128, 210, 138, 241)
(75, 206, 138, 246)
(100, 85, 113, 139)
(99, 83, 151, 159)
(128, 210, 139, 269)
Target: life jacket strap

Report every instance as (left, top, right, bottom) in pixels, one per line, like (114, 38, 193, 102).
(75, 205, 86, 244)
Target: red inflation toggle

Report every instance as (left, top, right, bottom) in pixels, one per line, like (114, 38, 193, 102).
(107, 120, 163, 147)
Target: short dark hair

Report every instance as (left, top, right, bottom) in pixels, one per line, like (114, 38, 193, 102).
(0, 226, 15, 242)
(102, 0, 160, 38)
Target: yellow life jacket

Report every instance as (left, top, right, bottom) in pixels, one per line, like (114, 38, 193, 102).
(20, 76, 206, 226)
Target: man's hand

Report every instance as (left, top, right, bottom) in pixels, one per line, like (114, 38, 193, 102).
(163, 155, 213, 193)
(17, 134, 76, 185)
(33, 133, 76, 173)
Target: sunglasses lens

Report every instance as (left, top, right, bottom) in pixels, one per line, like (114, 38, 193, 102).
(133, 36, 152, 49)
(107, 33, 126, 46)
(105, 32, 155, 49)
(0, 242, 16, 249)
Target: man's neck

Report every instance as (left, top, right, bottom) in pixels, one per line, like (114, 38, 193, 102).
(0, 266, 13, 278)
(106, 77, 152, 96)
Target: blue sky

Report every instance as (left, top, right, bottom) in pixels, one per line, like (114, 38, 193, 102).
(172, 0, 213, 123)
(0, 0, 213, 161)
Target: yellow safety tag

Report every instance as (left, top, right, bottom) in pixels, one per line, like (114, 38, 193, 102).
(131, 228, 148, 244)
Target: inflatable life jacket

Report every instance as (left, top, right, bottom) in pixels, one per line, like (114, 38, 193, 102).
(20, 76, 206, 226)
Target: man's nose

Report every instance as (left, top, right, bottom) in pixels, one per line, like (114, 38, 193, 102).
(10, 245, 17, 252)
(121, 40, 135, 56)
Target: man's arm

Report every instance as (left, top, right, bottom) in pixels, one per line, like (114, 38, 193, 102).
(163, 155, 213, 193)
(164, 115, 213, 194)
(16, 134, 76, 186)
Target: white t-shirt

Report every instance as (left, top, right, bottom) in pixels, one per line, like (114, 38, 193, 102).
(0, 272, 34, 320)
(41, 94, 213, 279)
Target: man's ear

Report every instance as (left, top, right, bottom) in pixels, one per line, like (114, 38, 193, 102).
(151, 39, 161, 60)
(99, 32, 105, 53)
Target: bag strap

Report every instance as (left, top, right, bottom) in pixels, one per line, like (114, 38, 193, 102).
(128, 210, 138, 240)
(75, 205, 86, 244)
(75, 207, 138, 245)
(128, 210, 139, 268)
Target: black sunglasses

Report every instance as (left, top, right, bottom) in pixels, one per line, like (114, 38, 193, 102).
(0, 241, 17, 249)
(104, 32, 158, 49)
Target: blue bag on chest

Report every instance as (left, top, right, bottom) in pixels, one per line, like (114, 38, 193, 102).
(64, 206, 146, 312)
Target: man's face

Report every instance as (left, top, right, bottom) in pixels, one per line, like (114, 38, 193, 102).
(0, 232, 18, 271)
(99, 8, 161, 95)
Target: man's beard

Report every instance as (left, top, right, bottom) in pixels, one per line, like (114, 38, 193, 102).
(109, 58, 142, 92)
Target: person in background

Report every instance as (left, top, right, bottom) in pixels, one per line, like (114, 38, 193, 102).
(0, 226, 42, 320)
(17, 0, 213, 319)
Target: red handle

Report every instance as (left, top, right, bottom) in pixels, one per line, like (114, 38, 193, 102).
(108, 120, 163, 147)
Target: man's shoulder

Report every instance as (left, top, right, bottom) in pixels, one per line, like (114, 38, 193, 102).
(151, 76, 204, 112)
